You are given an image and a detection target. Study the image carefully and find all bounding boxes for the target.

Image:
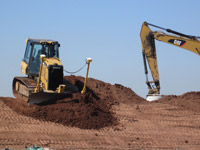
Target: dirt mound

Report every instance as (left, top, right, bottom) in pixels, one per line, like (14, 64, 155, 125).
(2, 75, 145, 130)
(66, 76, 146, 105)
(1, 76, 200, 149)
(155, 91, 200, 113)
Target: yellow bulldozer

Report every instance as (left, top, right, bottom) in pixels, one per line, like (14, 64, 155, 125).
(13, 38, 92, 104)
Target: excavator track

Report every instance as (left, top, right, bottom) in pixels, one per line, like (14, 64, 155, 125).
(13, 77, 79, 104)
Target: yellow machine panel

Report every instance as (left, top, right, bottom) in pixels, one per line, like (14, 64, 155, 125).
(21, 61, 28, 75)
(140, 22, 200, 100)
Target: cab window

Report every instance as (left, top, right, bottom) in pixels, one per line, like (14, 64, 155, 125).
(41, 44, 59, 58)
(28, 43, 42, 75)
(24, 41, 32, 63)
(32, 44, 42, 61)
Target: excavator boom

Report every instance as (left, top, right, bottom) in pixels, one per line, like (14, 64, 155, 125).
(140, 22, 200, 101)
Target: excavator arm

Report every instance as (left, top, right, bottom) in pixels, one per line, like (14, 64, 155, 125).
(140, 22, 160, 95)
(140, 22, 200, 100)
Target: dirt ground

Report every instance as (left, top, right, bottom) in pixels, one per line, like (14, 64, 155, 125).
(0, 76, 200, 150)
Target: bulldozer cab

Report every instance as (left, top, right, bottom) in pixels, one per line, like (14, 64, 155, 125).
(23, 39, 60, 76)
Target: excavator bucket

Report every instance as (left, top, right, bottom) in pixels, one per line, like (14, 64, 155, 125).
(146, 94, 163, 102)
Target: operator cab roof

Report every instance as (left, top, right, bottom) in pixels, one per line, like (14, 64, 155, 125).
(26, 38, 59, 44)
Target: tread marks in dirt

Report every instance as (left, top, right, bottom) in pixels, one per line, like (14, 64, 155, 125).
(154, 91, 200, 113)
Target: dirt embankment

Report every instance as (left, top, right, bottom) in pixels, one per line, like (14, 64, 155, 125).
(154, 91, 200, 113)
(2, 75, 145, 130)
(1, 76, 200, 149)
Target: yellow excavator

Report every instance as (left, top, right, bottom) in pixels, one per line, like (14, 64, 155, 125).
(140, 22, 200, 101)
(13, 38, 92, 104)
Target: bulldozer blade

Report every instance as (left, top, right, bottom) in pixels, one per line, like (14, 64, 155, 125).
(13, 77, 79, 105)
(28, 92, 68, 105)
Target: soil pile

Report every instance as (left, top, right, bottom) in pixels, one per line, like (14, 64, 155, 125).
(66, 76, 146, 105)
(2, 75, 145, 129)
(155, 91, 200, 112)
(1, 76, 200, 149)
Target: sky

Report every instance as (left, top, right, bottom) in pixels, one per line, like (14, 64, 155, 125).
(0, 0, 200, 98)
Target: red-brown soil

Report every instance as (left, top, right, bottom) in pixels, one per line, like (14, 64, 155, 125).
(0, 76, 200, 150)
(155, 92, 200, 113)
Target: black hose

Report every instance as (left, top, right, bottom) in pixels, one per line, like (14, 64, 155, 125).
(64, 63, 87, 75)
